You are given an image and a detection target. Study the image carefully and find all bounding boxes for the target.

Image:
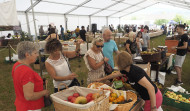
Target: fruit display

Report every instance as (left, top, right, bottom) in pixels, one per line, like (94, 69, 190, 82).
(123, 83, 135, 91)
(109, 91, 133, 104)
(140, 51, 159, 55)
(112, 71, 128, 83)
(165, 91, 190, 103)
(154, 82, 163, 90)
(66, 93, 100, 104)
(140, 49, 161, 62)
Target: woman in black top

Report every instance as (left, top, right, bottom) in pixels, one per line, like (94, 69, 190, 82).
(125, 32, 137, 58)
(96, 51, 162, 111)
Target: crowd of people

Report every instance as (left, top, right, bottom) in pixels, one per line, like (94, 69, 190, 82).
(124, 25, 150, 59)
(39, 24, 87, 42)
(11, 23, 189, 111)
(162, 23, 189, 36)
(108, 24, 148, 34)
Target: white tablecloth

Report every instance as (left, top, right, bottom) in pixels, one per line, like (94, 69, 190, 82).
(62, 43, 92, 55)
(35, 41, 92, 55)
(35, 41, 46, 49)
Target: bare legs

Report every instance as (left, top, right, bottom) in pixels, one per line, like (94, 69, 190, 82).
(175, 66, 182, 82)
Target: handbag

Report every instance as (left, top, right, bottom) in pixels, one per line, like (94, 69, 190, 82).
(43, 78, 52, 107)
(130, 39, 137, 54)
(101, 51, 113, 75)
(62, 53, 81, 86)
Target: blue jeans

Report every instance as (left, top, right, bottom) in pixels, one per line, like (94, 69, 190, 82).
(167, 31, 171, 36)
(61, 33, 65, 40)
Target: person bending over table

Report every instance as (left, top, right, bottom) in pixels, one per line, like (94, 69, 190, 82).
(45, 39, 82, 93)
(96, 51, 162, 111)
(12, 41, 49, 111)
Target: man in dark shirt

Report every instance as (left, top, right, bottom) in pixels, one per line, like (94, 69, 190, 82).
(79, 26, 86, 41)
(172, 24, 188, 85)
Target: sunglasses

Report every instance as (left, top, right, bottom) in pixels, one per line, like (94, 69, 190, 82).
(96, 45, 104, 48)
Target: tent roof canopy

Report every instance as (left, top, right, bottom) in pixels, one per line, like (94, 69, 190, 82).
(15, 0, 190, 18)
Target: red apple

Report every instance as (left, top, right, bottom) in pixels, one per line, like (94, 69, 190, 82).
(68, 96, 73, 101)
(71, 97, 76, 103)
(92, 93, 100, 100)
(86, 93, 93, 98)
(73, 93, 80, 98)
(86, 96, 92, 102)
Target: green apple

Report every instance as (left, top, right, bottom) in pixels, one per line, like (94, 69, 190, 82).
(74, 96, 87, 104)
(175, 96, 179, 100)
(182, 97, 186, 100)
(178, 95, 182, 98)
(185, 100, 190, 103)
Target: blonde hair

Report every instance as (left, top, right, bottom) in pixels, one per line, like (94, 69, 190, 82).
(92, 36, 104, 45)
(128, 32, 136, 41)
(116, 51, 133, 70)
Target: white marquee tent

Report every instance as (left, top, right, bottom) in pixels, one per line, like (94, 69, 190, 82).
(1, 0, 190, 36)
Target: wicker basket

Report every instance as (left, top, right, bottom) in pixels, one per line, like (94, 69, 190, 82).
(51, 83, 110, 111)
(87, 82, 105, 88)
(141, 52, 161, 62)
(114, 91, 137, 111)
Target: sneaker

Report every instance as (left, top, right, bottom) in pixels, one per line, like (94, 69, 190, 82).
(175, 80, 183, 86)
(171, 71, 177, 74)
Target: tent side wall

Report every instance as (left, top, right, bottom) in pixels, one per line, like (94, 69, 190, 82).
(67, 15, 89, 31)
(17, 12, 116, 35)
(91, 16, 107, 30)
(17, 12, 66, 35)
(108, 18, 120, 29)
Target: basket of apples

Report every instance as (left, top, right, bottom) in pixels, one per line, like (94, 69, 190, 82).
(50, 83, 110, 111)
(88, 83, 137, 111)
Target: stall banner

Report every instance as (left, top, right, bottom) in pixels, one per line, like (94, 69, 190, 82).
(0, 0, 19, 26)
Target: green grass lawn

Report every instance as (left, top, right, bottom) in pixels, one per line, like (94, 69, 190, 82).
(0, 35, 189, 111)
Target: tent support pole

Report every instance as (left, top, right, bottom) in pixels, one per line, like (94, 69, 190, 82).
(25, 12, 31, 36)
(64, 14, 67, 32)
(89, 16, 91, 32)
(30, 0, 38, 40)
(106, 16, 108, 27)
(87, 16, 91, 50)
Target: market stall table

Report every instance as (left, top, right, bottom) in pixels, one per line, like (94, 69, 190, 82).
(111, 36, 128, 43)
(130, 98, 145, 111)
(151, 57, 168, 82)
(134, 56, 169, 82)
(0, 38, 20, 46)
(62, 43, 92, 55)
(149, 30, 163, 38)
